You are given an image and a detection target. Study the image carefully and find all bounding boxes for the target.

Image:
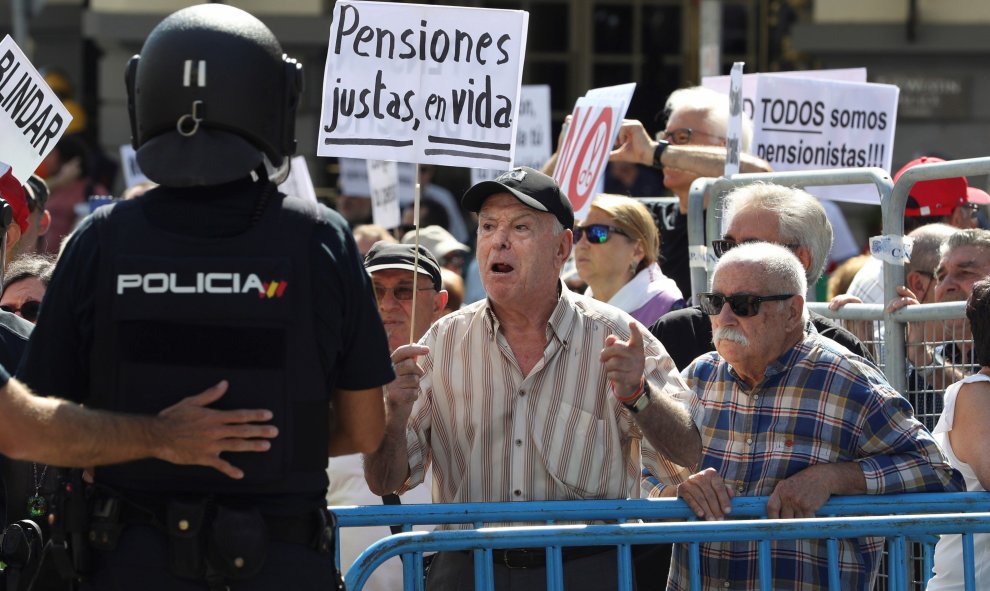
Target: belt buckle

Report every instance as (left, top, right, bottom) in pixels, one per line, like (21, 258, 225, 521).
(502, 548, 530, 569)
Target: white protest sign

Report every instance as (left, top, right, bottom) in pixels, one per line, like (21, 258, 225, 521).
(0, 35, 73, 182)
(339, 157, 417, 204)
(750, 76, 898, 204)
(319, 2, 528, 168)
(471, 84, 551, 185)
(553, 83, 636, 221)
(119, 144, 150, 190)
(367, 160, 401, 229)
(279, 156, 318, 204)
(703, 68, 867, 122)
(725, 62, 744, 177)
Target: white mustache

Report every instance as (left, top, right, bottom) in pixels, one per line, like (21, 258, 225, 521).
(713, 326, 750, 346)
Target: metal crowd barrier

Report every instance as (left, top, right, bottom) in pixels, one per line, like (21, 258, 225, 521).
(332, 493, 990, 591)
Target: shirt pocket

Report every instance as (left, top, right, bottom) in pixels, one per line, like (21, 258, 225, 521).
(536, 401, 618, 499)
(771, 434, 838, 467)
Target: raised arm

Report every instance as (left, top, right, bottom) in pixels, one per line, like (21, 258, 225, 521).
(0, 377, 277, 479)
(610, 119, 772, 176)
(601, 321, 702, 470)
(363, 343, 429, 495)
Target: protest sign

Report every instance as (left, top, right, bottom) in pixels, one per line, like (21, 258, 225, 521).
(119, 144, 150, 190)
(724, 62, 744, 177)
(339, 157, 417, 203)
(279, 156, 318, 204)
(367, 160, 401, 229)
(702, 68, 867, 122)
(319, 1, 528, 168)
(0, 35, 73, 182)
(750, 76, 898, 204)
(553, 83, 636, 221)
(471, 84, 551, 185)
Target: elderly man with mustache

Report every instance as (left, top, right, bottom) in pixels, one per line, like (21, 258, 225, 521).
(646, 242, 961, 591)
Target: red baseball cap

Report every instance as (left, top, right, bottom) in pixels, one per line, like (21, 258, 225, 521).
(0, 169, 29, 233)
(894, 156, 983, 217)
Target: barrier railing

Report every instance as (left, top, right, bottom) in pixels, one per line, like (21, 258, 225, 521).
(333, 493, 990, 591)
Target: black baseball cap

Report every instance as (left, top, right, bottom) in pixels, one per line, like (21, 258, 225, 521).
(363, 242, 442, 291)
(462, 166, 574, 229)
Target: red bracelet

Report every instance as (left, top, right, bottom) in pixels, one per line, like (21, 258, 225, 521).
(614, 376, 646, 403)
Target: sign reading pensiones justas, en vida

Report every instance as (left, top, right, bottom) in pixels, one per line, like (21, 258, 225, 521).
(318, 1, 529, 169)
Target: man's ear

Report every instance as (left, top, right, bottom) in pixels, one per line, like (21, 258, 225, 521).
(558, 228, 573, 264)
(789, 294, 806, 329)
(433, 290, 449, 321)
(905, 270, 927, 295)
(794, 246, 814, 276)
(38, 210, 51, 237)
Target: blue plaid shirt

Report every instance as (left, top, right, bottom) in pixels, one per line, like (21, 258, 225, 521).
(645, 334, 962, 591)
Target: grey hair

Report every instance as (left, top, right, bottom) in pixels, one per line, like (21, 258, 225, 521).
(722, 183, 833, 283)
(3, 253, 57, 291)
(906, 223, 955, 276)
(714, 242, 809, 324)
(665, 86, 754, 152)
(940, 228, 990, 262)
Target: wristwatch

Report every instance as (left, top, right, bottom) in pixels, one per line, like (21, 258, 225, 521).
(623, 383, 652, 414)
(652, 140, 669, 170)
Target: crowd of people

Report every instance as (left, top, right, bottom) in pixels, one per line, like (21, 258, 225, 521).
(0, 5, 989, 591)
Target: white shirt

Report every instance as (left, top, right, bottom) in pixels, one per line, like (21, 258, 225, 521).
(928, 373, 990, 591)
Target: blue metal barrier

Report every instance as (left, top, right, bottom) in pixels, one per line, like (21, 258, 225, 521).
(332, 493, 990, 591)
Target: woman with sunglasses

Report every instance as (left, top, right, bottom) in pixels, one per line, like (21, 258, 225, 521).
(0, 254, 55, 324)
(574, 194, 684, 326)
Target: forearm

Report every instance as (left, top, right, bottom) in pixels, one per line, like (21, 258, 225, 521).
(812, 462, 866, 496)
(660, 145, 772, 178)
(363, 411, 413, 495)
(0, 379, 159, 466)
(634, 384, 702, 470)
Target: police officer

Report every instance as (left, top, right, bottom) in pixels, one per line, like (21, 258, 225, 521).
(17, 4, 392, 590)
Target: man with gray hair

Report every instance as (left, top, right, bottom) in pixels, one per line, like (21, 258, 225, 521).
(610, 86, 772, 298)
(649, 242, 961, 591)
(650, 183, 871, 370)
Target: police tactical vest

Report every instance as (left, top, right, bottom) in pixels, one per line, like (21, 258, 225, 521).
(89, 193, 329, 496)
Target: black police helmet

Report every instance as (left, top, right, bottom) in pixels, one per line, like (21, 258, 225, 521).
(126, 4, 304, 187)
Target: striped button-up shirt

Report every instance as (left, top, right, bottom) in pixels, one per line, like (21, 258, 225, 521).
(644, 334, 961, 591)
(400, 285, 689, 520)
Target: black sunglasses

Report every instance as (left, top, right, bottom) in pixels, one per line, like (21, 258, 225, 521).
(698, 292, 795, 317)
(1, 300, 41, 322)
(710, 239, 801, 259)
(573, 224, 630, 244)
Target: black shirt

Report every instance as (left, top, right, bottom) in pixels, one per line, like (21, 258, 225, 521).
(16, 179, 394, 508)
(659, 211, 692, 301)
(650, 304, 875, 371)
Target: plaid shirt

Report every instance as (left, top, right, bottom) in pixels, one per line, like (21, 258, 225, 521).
(645, 333, 962, 591)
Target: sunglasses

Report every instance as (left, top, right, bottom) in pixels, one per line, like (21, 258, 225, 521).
(573, 224, 631, 244)
(1, 300, 41, 322)
(698, 292, 795, 317)
(373, 284, 435, 302)
(710, 239, 801, 259)
(659, 128, 725, 146)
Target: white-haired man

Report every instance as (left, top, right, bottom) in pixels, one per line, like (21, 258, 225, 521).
(650, 242, 960, 591)
(610, 86, 772, 297)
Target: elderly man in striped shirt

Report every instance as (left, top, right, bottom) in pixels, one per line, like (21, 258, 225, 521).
(648, 242, 961, 591)
(364, 166, 702, 591)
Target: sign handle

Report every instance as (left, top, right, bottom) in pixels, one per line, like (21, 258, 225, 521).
(409, 164, 422, 345)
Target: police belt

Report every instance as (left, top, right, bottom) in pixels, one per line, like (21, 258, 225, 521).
(114, 498, 328, 549)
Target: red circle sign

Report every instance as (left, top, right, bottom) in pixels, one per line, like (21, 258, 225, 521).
(565, 107, 613, 213)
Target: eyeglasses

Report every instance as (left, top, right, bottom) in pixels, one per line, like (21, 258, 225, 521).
(660, 128, 725, 146)
(0, 300, 41, 322)
(373, 285, 435, 302)
(573, 224, 631, 244)
(958, 203, 980, 219)
(698, 292, 795, 317)
(710, 239, 802, 259)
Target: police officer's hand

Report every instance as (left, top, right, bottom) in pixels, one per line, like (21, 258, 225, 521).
(601, 321, 647, 402)
(155, 380, 278, 479)
(677, 467, 735, 521)
(386, 344, 429, 424)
